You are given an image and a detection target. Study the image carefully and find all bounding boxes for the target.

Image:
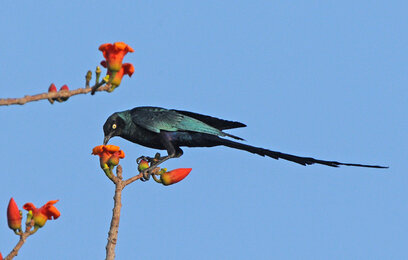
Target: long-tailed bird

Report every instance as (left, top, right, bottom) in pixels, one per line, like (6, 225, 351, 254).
(103, 106, 387, 173)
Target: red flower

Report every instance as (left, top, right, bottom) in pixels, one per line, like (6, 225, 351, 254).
(160, 168, 192, 186)
(99, 42, 134, 72)
(23, 200, 60, 228)
(7, 198, 22, 232)
(101, 60, 134, 88)
(92, 145, 125, 169)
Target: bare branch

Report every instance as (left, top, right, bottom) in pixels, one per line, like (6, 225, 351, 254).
(105, 166, 124, 260)
(123, 167, 161, 186)
(105, 158, 169, 259)
(5, 220, 35, 260)
(123, 172, 144, 186)
(0, 84, 111, 106)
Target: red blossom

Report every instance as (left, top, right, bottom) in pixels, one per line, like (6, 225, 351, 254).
(23, 200, 60, 228)
(101, 60, 134, 87)
(99, 42, 134, 72)
(92, 145, 125, 169)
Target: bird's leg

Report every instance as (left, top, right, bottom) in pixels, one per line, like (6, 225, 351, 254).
(139, 155, 174, 182)
(152, 148, 183, 161)
(139, 132, 183, 181)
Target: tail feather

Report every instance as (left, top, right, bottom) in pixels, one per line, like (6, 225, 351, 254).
(219, 138, 388, 169)
(223, 132, 245, 141)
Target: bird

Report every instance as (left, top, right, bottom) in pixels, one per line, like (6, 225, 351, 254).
(103, 106, 387, 178)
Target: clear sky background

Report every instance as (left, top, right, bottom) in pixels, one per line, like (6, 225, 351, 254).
(0, 1, 406, 259)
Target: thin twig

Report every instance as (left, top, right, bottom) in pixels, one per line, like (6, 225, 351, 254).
(105, 166, 124, 260)
(0, 83, 111, 106)
(123, 172, 144, 186)
(5, 220, 34, 260)
(124, 167, 161, 186)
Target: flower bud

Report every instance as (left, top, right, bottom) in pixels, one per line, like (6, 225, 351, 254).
(138, 159, 150, 172)
(7, 198, 22, 232)
(85, 70, 92, 87)
(160, 168, 192, 186)
(95, 66, 101, 84)
(48, 83, 57, 92)
(47, 83, 58, 104)
(59, 85, 69, 101)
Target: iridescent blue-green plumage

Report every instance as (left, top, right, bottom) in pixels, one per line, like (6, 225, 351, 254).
(129, 107, 244, 140)
(103, 106, 387, 169)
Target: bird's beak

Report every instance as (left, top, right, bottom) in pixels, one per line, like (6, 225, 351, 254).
(103, 135, 111, 145)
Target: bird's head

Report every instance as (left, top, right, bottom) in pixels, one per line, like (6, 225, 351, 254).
(103, 113, 126, 145)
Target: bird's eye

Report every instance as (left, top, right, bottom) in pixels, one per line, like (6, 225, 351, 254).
(112, 124, 117, 129)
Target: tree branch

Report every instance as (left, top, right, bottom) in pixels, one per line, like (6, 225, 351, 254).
(104, 160, 167, 260)
(105, 166, 124, 260)
(5, 220, 35, 260)
(0, 84, 111, 106)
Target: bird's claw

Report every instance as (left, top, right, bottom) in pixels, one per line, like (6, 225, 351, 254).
(137, 156, 153, 164)
(151, 153, 163, 164)
(137, 153, 163, 164)
(140, 170, 151, 181)
(138, 153, 172, 182)
(138, 154, 161, 181)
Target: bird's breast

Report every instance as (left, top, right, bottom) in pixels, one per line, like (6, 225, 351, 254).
(121, 124, 165, 149)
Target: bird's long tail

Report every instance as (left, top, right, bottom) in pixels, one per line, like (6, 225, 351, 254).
(218, 138, 387, 168)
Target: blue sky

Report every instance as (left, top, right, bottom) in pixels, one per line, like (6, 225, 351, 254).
(0, 1, 406, 259)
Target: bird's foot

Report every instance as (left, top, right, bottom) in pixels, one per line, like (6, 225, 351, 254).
(136, 155, 153, 164)
(137, 153, 174, 182)
(140, 171, 150, 182)
(136, 156, 151, 181)
(150, 153, 174, 168)
(136, 153, 164, 163)
(137, 153, 162, 181)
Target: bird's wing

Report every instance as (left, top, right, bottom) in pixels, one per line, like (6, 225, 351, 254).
(130, 107, 244, 140)
(172, 109, 246, 130)
(130, 107, 182, 132)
